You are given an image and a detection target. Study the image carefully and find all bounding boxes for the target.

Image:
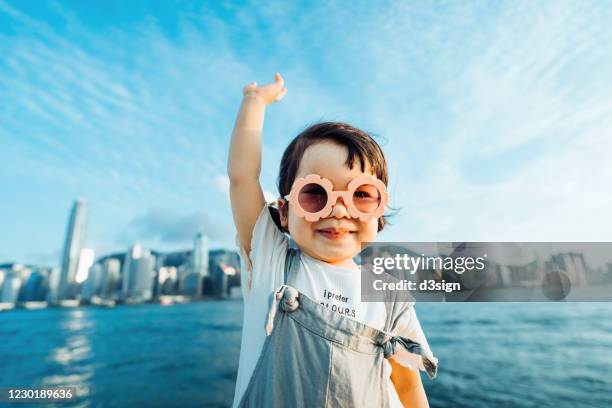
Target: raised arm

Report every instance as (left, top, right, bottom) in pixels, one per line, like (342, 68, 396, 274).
(227, 73, 287, 255)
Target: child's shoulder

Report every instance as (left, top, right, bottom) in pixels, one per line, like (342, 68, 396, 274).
(237, 204, 289, 295)
(251, 204, 288, 245)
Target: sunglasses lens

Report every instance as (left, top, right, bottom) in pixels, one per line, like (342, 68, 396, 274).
(298, 183, 328, 213)
(352, 183, 382, 213)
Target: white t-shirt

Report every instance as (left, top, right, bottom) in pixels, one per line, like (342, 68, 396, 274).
(231, 204, 436, 408)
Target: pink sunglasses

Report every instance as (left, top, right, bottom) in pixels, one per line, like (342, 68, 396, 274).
(283, 174, 388, 222)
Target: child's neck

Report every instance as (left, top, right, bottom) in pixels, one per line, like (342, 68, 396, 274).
(299, 248, 360, 270)
(317, 255, 359, 270)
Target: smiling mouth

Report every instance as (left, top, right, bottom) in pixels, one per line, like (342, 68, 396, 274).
(317, 230, 354, 240)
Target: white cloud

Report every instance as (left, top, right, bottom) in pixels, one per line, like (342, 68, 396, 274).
(213, 174, 230, 200)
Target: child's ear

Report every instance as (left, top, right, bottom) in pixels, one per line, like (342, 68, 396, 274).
(277, 198, 288, 229)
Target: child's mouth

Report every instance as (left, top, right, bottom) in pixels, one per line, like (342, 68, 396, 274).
(317, 229, 353, 240)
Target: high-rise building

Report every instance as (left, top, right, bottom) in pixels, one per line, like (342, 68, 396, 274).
(56, 199, 87, 301)
(0, 263, 35, 303)
(129, 251, 155, 301)
(550, 252, 589, 286)
(81, 263, 102, 301)
(1, 268, 22, 304)
(181, 234, 208, 296)
(193, 233, 209, 277)
(209, 249, 240, 296)
(99, 258, 121, 297)
(121, 246, 155, 300)
(0, 269, 5, 297)
(23, 267, 50, 302)
(158, 266, 178, 295)
(121, 245, 143, 298)
(180, 272, 201, 296)
(46, 267, 60, 303)
(75, 248, 95, 284)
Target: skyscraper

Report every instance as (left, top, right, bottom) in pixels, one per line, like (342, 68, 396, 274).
(121, 245, 143, 299)
(75, 248, 95, 285)
(1, 272, 22, 304)
(99, 258, 121, 297)
(46, 267, 60, 304)
(56, 198, 87, 301)
(81, 263, 102, 301)
(121, 245, 156, 300)
(133, 251, 155, 300)
(193, 233, 209, 277)
(181, 233, 209, 296)
(23, 267, 50, 302)
(0, 264, 25, 304)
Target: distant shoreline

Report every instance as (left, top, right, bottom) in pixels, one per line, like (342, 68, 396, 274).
(0, 292, 243, 313)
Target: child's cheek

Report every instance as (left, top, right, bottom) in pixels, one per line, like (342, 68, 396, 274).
(357, 219, 378, 242)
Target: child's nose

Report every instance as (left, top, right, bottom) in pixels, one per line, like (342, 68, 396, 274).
(329, 196, 350, 218)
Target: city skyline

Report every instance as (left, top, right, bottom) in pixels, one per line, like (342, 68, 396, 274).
(2, 0, 612, 266)
(1, 197, 610, 307)
(0, 195, 233, 309)
(0, 196, 223, 270)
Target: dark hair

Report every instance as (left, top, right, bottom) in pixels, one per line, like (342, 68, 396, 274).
(269, 121, 397, 234)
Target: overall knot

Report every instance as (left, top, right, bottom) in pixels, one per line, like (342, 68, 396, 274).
(380, 335, 439, 380)
(279, 286, 299, 312)
(265, 285, 300, 336)
(381, 336, 400, 358)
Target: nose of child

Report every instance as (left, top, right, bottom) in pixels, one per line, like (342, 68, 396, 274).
(329, 196, 351, 218)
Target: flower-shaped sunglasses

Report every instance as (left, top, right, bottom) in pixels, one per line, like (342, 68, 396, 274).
(283, 174, 388, 222)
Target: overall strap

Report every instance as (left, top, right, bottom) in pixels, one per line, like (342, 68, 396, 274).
(283, 247, 301, 286)
(265, 247, 301, 337)
(383, 287, 411, 333)
(383, 293, 396, 333)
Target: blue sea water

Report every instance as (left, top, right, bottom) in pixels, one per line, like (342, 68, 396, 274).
(1, 301, 611, 407)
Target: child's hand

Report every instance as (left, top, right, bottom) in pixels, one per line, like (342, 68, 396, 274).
(243, 73, 288, 105)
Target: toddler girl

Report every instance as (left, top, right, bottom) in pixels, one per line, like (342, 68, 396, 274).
(228, 73, 437, 407)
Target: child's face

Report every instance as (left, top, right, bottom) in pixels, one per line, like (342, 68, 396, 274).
(279, 141, 380, 268)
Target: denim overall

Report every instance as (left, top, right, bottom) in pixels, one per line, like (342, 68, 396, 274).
(237, 248, 437, 407)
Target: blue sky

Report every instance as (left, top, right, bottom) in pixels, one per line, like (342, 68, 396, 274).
(1, 0, 611, 267)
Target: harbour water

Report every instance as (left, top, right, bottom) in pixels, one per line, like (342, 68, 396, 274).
(1, 301, 611, 407)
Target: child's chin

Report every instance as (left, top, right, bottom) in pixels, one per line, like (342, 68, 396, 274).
(316, 244, 357, 260)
